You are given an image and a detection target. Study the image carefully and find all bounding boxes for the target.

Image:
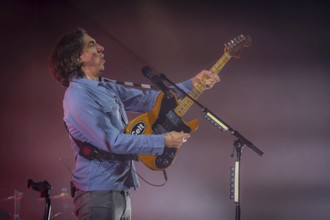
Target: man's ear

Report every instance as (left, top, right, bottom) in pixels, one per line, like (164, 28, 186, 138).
(78, 54, 84, 62)
(79, 51, 88, 61)
(78, 54, 87, 66)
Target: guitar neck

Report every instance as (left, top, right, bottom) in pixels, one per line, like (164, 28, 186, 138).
(174, 52, 231, 117)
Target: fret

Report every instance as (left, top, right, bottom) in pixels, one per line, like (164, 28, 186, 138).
(190, 89, 200, 99)
(195, 81, 206, 92)
(210, 53, 231, 75)
(175, 97, 193, 117)
(174, 52, 232, 118)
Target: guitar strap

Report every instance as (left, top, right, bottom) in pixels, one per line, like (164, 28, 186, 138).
(64, 122, 138, 162)
(65, 122, 168, 187)
(104, 78, 158, 90)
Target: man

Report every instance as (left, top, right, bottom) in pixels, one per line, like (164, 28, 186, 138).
(49, 28, 219, 220)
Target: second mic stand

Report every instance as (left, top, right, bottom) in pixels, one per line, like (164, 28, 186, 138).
(160, 73, 264, 220)
(27, 179, 52, 220)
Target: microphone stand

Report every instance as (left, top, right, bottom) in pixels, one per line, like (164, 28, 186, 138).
(27, 179, 52, 220)
(160, 73, 264, 220)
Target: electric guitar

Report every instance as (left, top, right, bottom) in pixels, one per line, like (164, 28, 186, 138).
(125, 34, 252, 171)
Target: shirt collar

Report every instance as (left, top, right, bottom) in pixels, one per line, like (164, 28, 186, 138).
(72, 77, 107, 87)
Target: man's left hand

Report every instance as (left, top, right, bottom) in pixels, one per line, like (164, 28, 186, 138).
(192, 70, 220, 89)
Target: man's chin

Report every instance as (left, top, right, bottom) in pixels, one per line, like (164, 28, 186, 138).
(99, 65, 105, 73)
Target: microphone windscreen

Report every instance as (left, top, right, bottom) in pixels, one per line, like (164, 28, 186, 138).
(142, 66, 152, 77)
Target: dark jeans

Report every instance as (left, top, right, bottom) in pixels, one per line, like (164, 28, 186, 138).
(74, 190, 131, 220)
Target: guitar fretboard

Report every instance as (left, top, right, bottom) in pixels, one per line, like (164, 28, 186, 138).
(174, 52, 231, 117)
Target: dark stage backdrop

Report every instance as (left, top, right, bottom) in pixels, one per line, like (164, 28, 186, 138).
(1, 0, 329, 219)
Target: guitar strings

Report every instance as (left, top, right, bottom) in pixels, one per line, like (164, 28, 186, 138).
(158, 77, 208, 133)
(157, 79, 208, 132)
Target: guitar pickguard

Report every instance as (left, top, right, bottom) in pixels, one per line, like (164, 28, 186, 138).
(151, 95, 192, 169)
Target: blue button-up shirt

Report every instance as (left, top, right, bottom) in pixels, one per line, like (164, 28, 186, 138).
(63, 77, 192, 191)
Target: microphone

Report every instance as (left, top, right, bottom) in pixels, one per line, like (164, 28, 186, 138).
(142, 66, 173, 98)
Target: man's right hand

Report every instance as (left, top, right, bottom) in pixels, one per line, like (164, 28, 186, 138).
(164, 131, 190, 149)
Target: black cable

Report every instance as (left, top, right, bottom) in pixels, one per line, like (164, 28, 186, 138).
(126, 161, 168, 187)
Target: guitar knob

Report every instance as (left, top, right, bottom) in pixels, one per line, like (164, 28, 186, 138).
(163, 159, 169, 165)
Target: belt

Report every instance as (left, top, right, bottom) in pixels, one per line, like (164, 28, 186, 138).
(70, 181, 130, 198)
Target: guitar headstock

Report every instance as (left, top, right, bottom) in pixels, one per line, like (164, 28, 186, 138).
(224, 34, 252, 59)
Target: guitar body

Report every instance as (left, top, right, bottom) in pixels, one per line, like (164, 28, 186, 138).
(125, 92, 200, 171)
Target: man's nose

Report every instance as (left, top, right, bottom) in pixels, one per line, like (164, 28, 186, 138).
(97, 44, 104, 52)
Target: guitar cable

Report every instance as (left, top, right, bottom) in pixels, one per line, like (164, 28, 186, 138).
(125, 160, 168, 187)
(59, 157, 74, 176)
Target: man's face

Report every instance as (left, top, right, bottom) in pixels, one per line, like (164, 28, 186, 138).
(79, 34, 105, 76)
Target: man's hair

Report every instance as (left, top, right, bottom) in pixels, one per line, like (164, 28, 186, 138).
(49, 28, 87, 87)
